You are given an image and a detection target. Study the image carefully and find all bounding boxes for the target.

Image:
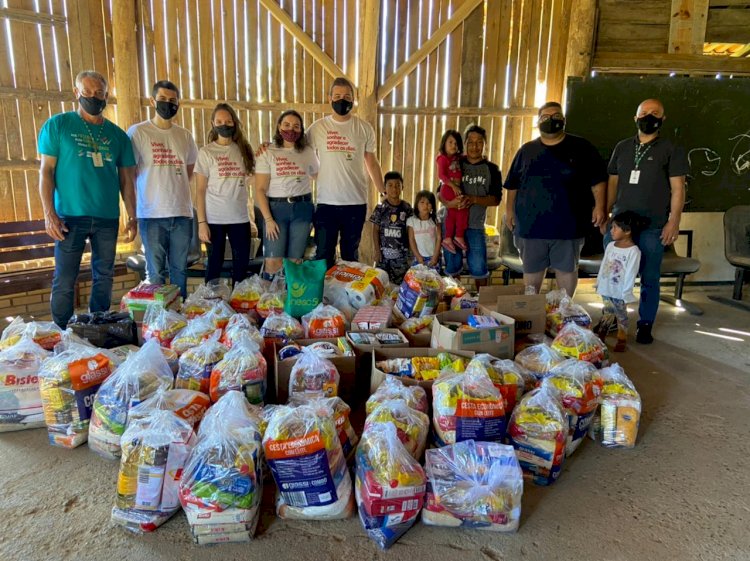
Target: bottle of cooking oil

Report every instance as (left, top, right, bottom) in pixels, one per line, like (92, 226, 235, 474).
(117, 436, 142, 509)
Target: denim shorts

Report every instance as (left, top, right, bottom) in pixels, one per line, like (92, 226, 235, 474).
(263, 199, 314, 259)
(442, 228, 488, 279)
(514, 236, 585, 273)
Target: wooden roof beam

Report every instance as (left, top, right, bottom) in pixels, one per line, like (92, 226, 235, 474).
(593, 51, 750, 74)
(669, 0, 709, 55)
(377, 0, 484, 102)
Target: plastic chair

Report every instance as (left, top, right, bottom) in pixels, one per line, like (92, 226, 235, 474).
(724, 206, 750, 300)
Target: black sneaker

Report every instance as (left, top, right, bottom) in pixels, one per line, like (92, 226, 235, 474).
(636, 321, 654, 344)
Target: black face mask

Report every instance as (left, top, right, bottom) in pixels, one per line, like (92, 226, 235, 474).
(79, 96, 106, 116)
(637, 114, 663, 135)
(215, 125, 235, 138)
(539, 118, 565, 134)
(331, 99, 353, 116)
(155, 100, 179, 120)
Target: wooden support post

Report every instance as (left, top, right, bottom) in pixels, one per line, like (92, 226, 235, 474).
(111, 0, 141, 130)
(357, 0, 381, 268)
(564, 0, 596, 81)
(669, 0, 709, 55)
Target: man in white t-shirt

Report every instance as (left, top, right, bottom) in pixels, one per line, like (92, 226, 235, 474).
(128, 80, 198, 297)
(307, 77, 385, 268)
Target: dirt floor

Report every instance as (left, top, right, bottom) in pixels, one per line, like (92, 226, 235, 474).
(1, 285, 749, 561)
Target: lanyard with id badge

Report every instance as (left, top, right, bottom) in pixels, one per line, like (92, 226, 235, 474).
(82, 117, 106, 167)
(630, 142, 652, 184)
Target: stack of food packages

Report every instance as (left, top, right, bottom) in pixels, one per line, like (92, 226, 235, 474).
(112, 409, 197, 533)
(552, 322, 609, 368)
(120, 282, 181, 317)
(355, 423, 427, 549)
(507, 384, 568, 485)
(256, 277, 286, 319)
(179, 391, 263, 544)
(229, 275, 268, 314)
(263, 403, 354, 520)
(422, 440, 523, 531)
(323, 261, 390, 321)
(375, 352, 466, 382)
(546, 293, 592, 337)
(175, 333, 227, 395)
(394, 265, 445, 321)
(142, 304, 188, 349)
(468, 354, 533, 417)
(351, 304, 392, 331)
(0, 317, 64, 351)
(220, 313, 263, 349)
(589, 363, 641, 448)
(88, 340, 174, 459)
(366, 376, 428, 415)
(209, 332, 267, 406)
(289, 394, 359, 461)
(288, 347, 340, 398)
(542, 359, 602, 456)
(181, 280, 232, 319)
(432, 362, 506, 447)
(0, 335, 50, 432)
(302, 303, 348, 339)
(38, 341, 115, 448)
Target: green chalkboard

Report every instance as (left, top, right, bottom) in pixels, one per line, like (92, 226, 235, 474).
(565, 75, 750, 212)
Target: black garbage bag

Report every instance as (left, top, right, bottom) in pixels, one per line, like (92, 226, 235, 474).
(67, 312, 138, 349)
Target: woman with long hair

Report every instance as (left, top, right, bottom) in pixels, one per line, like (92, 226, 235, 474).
(195, 102, 255, 284)
(254, 110, 318, 279)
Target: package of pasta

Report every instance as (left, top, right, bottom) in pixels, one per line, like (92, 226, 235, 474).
(89, 340, 174, 460)
(422, 440, 523, 531)
(301, 303, 347, 339)
(395, 265, 445, 319)
(256, 277, 286, 319)
(171, 315, 220, 356)
(289, 394, 359, 460)
(514, 343, 564, 379)
(220, 314, 264, 349)
(209, 333, 267, 405)
(551, 321, 608, 368)
(38, 343, 115, 448)
(432, 363, 506, 447)
(288, 346, 340, 398)
(112, 409, 196, 533)
(366, 376, 428, 415)
(142, 304, 188, 349)
(507, 385, 567, 485)
(0, 335, 50, 432)
(129, 388, 210, 429)
(259, 311, 303, 344)
(546, 296, 592, 337)
(542, 359, 602, 456)
(262, 403, 354, 520)
(175, 334, 228, 395)
(355, 423, 426, 549)
(399, 315, 433, 335)
(468, 354, 528, 415)
(229, 275, 268, 313)
(364, 399, 430, 460)
(203, 300, 236, 331)
(589, 363, 640, 449)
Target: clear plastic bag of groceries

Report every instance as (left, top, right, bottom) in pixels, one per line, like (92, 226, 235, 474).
(175, 332, 227, 394)
(588, 363, 640, 449)
(423, 440, 523, 531)
(142, 303, 188, 348)
(230, 275, 268, 313)
(258, 311, 303, 343)
(4, 319, 64, 351)
(546, 296, 592, 336)
(543, 359, 602, 456)
(89, 340, 173, 460)
(203, 299, 236, 331)
(39, 342, 115, 448)
(289, 394, 359, 460)
(199, 390, 263, 438)
(355, 422, 426, 549)
(256, 277, 287, 319)
(468, 354, 532, 414)
(366, 375, 428, 414)
(262, 403, 354, 520)
(514, 343, 565, 379)
(508, 384, 568, 486)
(395, 265, 445, 319)
(288, 346, 340, 398)
(301, 303, 347, 339)
(112, 409, 196, 533)
(0, 335, 50, 432)
(432, 361, 506, 446)
(220, 313, 263, 349)
(545, 288, 568, 313)
(170, 315, 220, 356)
(0, 316, 27, 350)
(364, 399, 430, 460)
(128, 387, 210, 429)
(552, 321, 608, 368)
(209, 332, 267, 405)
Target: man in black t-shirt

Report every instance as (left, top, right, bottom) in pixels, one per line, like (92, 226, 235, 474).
(607, 98, 688, 344)
(504, 101, 608, 296)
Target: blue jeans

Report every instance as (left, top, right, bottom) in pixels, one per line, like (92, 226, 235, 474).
(51, 216, 119, 328)
(139, 216, 192, 298)
(264, 200, 313, 259)
(443, 227, 488, 278)
(605, 227, 664, 323)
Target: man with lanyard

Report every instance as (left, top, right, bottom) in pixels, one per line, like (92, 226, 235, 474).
(606, 98, 688, 344)
(307, 77, 386, 269)
(504, 102, 607, 296)
(38, 70, 137, 328)
(128, 80, 198, 298)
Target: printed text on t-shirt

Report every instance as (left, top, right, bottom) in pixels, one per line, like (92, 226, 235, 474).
(325, 131, 356, 153)
(150, 141, 185, 169)
(216, 155, 245, 178)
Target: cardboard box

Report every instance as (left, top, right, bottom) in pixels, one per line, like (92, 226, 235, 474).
(346, 329, 409, 353)
(347, 330, 410, 405)
(399, 328, 432, 348)
(430, 308, 515, 359)
(478, 285, 546, 335)
(370, 348, 475, 394)
(274, 339, 358, 405)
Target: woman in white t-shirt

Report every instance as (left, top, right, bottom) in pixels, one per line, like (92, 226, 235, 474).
(407, 190, 442, 272)
(195, 103, 255, 285)
(254, 110, 319, 279)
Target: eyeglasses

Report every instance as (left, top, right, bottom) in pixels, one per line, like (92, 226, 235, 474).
(538, 113, 564, 122)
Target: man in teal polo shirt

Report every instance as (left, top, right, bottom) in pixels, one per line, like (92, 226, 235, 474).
(38, 70, 137, 328)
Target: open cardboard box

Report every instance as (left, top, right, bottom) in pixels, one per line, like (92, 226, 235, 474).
(478, 285, 546, 336)
(430, 308, 515, 359)
(370, 347, 475, 395)
(346, 329, 410, 405)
